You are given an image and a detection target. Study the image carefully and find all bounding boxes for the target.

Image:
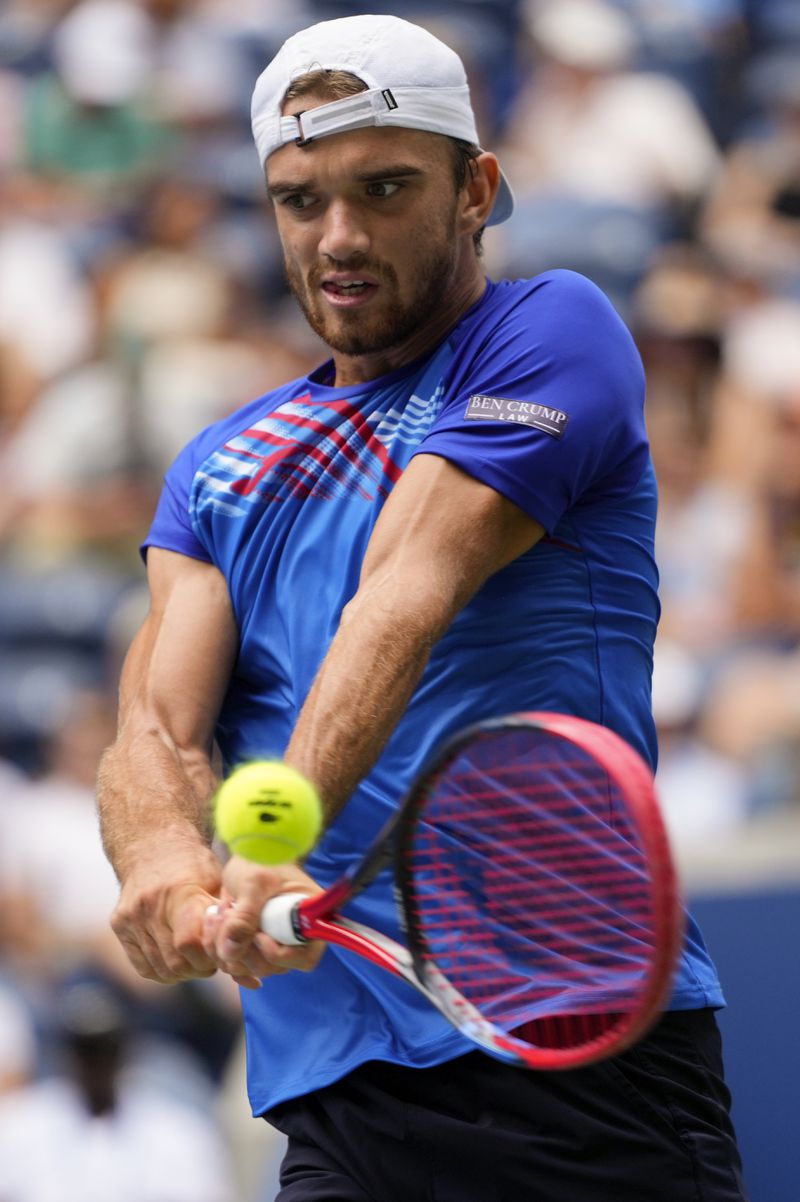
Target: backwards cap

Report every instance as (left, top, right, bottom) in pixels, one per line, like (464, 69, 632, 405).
(251, 14, 514, 227)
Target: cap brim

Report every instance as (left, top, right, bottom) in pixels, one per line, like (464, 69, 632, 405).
(486, 165, 514, 227)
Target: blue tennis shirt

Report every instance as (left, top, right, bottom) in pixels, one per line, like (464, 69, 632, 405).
(145, 270, 724, 1112)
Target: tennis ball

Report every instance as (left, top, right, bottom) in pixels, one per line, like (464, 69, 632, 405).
(213, 761, 322, 864)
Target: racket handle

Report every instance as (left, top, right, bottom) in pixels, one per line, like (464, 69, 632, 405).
(260, 892, 309, 945)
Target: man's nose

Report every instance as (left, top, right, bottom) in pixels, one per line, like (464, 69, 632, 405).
(318, 200, 371, 261)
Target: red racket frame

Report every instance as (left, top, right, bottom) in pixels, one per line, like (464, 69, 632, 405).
(261, 712, 685, 1070)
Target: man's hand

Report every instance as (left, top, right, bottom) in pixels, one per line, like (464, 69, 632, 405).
(203, 857, 325, 989)
(111, 841, 223, 985)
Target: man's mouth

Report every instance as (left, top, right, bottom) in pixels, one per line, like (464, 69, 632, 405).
(320, 275, 379, 306)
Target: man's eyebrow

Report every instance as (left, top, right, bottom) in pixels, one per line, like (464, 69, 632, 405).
(267, 164, 426, 198)
(354, 164, 426, 183)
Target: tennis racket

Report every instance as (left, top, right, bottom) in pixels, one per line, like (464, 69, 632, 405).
(261, 712, 684, 1070)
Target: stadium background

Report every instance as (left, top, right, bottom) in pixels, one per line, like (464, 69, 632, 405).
(0, 1, 797, 1198)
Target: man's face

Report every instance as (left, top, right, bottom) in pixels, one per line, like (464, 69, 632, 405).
(266, 116, 466, 361)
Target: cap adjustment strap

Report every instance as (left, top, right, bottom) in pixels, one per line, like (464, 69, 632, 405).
(280, 89, 401, 147)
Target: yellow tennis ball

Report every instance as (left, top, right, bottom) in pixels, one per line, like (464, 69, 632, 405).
(213, 761, 322, 864)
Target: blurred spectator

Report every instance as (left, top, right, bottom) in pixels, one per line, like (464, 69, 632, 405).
(742, 0, 800, 55)
(22, 1, 169, 193)
(0, 561, 142, 772)
(634, 242, 724, 427)
(135, 0, 272, 216)
(615, 0, 748, 142)
(0, 982, 37, 1095)
(0, 690, 132, 984)
(652, 639, 749, 846)
(0, 178, 95, 389)
(701, 647, 800, 815)
(647, 288, 800, 833)
(507, 0, 720, 209)
(634, 246, 752, 657)
(141, 0, 253, 126)
(708, 298, 800, 643)
(0, 973, 236, 1202)
(0, 687, 242, 1092)
(634, 252, 800, 664)
(0, 2, 75, 66)
(700, 49, 800, 293)
(493, 0, 721, 306)
(103, 175, 241, 358)
(0, 352, 156, 559)
(0, 67, 25, 170)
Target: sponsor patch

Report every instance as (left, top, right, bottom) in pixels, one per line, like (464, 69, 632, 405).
(464, 394, 569, 439)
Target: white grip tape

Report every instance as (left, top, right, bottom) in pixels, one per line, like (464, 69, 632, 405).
(260, 892, 309, 945)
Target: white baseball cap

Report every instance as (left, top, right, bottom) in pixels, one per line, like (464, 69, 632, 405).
(251, 14, 514, 226)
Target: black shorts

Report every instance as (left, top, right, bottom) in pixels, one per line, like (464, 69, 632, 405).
(265, 1009, 749, 1202)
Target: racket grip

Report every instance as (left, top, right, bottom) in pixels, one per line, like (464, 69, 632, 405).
(260, 892, 309, 945)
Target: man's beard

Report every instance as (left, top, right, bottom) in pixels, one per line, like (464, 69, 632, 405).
(284, 225, 460, 358)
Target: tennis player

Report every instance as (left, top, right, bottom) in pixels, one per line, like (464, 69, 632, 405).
(98, 15, 748, 1201)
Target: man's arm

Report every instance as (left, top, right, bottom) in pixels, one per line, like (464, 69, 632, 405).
(100, 546, 345, 988)
(285, 452, 545, 815)
(98, 547, 264, 985)
(101, 547, 324, 987)
(210, 452, 545, 977)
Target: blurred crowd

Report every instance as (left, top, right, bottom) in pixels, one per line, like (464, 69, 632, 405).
(0, 0, 798, 1198)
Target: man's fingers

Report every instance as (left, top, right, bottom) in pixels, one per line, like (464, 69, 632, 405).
(199, 858, 327, 983)
(219, 902, 259, 961)
(217, 942, 321, 981)
(169, 899, 220, 975)
(115, 928, 164, 982)
(112, 891, 219, 985)
(203, 892, 261, 963)
(204, 899, 324, 979)
(239, 930, 324, 975)
(116, 925, 188, 984)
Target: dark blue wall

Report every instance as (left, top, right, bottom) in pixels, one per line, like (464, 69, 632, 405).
(691, 887, 800, 1202)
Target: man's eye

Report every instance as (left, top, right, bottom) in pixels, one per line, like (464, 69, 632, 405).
(281, 193, 314, 211)
(366, 182, 401, 199)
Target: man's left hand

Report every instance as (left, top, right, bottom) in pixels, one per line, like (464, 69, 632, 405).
(203, 858, 325, 988)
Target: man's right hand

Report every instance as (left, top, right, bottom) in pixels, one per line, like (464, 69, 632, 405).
(110, 841, 224, 985)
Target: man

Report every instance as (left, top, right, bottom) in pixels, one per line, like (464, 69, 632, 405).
(98, 15, 748, 1201)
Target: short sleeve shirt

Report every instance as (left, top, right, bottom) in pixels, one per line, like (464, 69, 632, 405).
(145, 271, 724, 1113)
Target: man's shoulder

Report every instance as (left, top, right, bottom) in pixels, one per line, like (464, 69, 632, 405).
(455, 270, 629, 360)
(468, 270, 619, 330)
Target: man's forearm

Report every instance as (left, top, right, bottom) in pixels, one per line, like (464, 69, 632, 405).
(97, 730, 219, 882)
(284, 571, 450, 823)
(282, 456, 545, 823)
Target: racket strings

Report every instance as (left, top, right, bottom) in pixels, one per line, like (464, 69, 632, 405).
(402, 728, 660, 1047)
(512, 1012, 622, 1049)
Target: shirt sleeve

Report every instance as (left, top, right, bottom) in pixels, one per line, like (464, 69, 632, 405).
(141, 440, 212, 564)
(414, 271, 649, 533)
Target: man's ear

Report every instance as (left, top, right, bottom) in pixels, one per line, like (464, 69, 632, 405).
(457, 152, 500, 239)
